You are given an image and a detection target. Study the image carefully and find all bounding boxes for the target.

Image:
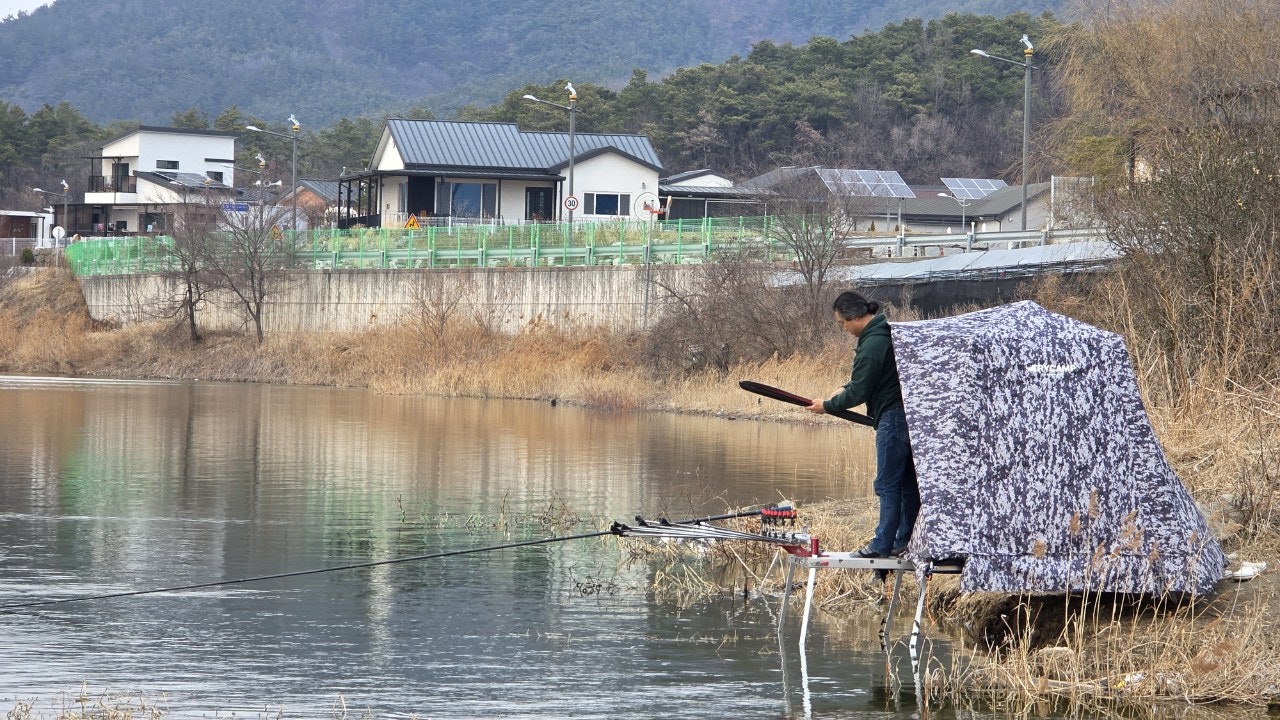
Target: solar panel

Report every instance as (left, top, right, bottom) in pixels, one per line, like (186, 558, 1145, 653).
(942, 177, 1008, 200)
(154, 171, 229, 189)
(817, 169, 916, 199)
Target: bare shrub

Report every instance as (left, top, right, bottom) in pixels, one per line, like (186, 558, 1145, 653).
(642, 250, 819, 374)
(1052, 0, 1280, 402)
(406, 269, 471, 345)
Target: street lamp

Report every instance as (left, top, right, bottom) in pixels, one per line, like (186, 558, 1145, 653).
(33, 182, 70, 243)
(971, 34, 1035, 231)
(523, 82, 577, 223)
(246, 117, 301, 233)
(937, 192, 972, 232)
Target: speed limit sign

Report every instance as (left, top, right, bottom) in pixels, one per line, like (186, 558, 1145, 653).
(564, 195, 579, 211)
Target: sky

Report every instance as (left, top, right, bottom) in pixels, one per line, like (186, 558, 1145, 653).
(0, 0, 50, 19)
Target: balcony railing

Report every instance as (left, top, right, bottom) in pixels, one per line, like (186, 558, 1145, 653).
(89, 176, 137, 193)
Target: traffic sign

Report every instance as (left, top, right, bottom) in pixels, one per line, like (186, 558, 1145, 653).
(405, 215, 419, 229)
(564, 195, 579, 211)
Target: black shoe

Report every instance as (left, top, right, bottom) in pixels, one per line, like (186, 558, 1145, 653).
(889, 546, 909, 557)
(853, 546, 884, 559)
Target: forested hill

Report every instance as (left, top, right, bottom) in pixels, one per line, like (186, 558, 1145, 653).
(0, 0, 1061, 125)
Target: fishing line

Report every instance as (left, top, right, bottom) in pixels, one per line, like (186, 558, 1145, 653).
(0, 508, 763, 614)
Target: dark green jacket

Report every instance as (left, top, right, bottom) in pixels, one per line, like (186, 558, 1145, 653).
(822, 314, 904, 424)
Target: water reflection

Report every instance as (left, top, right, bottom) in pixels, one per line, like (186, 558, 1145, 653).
(0, 376, 935, 718)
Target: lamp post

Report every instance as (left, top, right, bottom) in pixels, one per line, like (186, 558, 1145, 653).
(33, 182, 70, 243)
(971, 34, 1035, 231)
(246, 117, 300, 233)
(937, 192, 972, 232)
(522, 82, 577, 223)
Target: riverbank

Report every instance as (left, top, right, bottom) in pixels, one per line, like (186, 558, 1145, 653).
(3, 267, 1279, 712)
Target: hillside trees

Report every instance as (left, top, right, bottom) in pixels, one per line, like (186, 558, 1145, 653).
(460, 12, 1062, 180)
(1051, 0, 1280, 398)
(0, 102, 101, 210)
(0, 12, 1062, 207)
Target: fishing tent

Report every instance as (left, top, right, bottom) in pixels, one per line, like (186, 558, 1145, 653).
(892, 301, 1225, 595)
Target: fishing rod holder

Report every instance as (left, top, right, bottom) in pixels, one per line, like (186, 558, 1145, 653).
(611, 502, 965, 678)
(777, 548, 963, 677)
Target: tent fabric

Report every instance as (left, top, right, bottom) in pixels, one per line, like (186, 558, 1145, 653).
(891, 301, 1225, 595)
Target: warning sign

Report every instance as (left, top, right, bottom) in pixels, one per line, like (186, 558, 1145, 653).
(271, 225, 283, 239)
(405, 215, 419, 229)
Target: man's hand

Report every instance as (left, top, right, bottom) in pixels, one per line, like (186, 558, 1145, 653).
(806, 400, 826, 415)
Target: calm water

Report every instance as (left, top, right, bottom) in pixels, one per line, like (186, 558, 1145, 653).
(0, 376, 948, 718)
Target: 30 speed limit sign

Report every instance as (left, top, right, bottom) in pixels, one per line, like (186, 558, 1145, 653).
(564, 195, 579, 211)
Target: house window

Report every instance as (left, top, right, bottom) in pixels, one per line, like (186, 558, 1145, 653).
(584, 192, 630, 217)
(206, 171, 223, 184)
(157, 160, 179, 170)
(437, 180, 497, 218)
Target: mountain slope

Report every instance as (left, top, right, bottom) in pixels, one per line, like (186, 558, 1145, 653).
(0, 0, 1062, 126)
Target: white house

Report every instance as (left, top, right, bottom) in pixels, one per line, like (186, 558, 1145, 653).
(83, 126, 240, 234)
(338, 119, 663, 228)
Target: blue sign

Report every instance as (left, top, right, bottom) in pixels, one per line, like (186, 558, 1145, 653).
(221, 202, 251, 213)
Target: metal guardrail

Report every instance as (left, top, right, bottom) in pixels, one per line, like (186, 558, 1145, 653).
(1, 237, 70, 256)
(62, 219, 1109, 276)
(847, 226, 1108, 254)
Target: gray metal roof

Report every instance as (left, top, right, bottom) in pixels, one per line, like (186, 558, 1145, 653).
(658, 184, 773, 197)
(662, 168, 722, 183)
(298, 179, 339, 203)
(894, 182, 1052, 219)
(832, 241, 1119, 282)
(385, 119, 663, 172)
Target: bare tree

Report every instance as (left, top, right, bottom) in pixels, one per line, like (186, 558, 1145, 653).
(407, 269, 472, 344)
(201, 202, 294, 343)
(157, 190, 223, 342)
(756, 166, 883, 319)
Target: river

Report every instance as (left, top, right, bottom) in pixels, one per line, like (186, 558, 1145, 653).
(0, 375, 964, 719)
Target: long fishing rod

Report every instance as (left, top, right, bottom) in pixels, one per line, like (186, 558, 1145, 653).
(739, 380, 874, 427)
(0, 507, 765, 614)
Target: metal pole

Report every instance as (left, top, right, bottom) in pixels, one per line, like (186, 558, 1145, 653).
(291, 133, 298, 234)
(568, 92, 576, 226)
(1021, 46, 1033, 231)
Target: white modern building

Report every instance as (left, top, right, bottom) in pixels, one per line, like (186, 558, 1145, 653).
(84, 126, 240, 235)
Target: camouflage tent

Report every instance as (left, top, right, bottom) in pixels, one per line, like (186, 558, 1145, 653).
(893, 301, 1224, 595)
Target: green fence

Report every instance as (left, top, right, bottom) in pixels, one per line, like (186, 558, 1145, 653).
(64, 216, 791, 276)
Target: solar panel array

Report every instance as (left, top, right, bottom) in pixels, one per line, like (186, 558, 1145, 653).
(154, 171, 230, 189)
(941, 177, 1007, 200)
(817, 169, 916, 199)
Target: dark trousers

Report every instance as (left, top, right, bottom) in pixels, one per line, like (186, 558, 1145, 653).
(869, 407, 920, 555)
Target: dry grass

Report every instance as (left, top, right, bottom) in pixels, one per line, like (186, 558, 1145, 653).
(5, 684, 166, 720)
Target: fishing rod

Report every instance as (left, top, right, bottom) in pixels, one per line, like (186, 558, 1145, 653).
(739, 380, 874, 427)
(0, 507, 766, 614)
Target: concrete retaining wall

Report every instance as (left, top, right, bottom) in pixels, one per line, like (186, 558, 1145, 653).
(78, 266, 695, 334)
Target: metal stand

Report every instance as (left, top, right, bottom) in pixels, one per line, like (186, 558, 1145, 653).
(777, 552, 961, 676)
